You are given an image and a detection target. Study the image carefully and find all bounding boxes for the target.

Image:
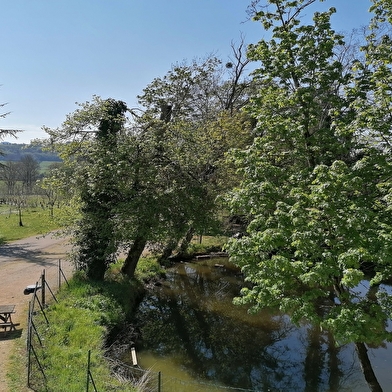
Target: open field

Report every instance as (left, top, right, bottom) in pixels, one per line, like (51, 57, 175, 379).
(0, 206, 60, 242)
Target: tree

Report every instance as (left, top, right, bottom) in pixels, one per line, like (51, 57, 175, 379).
(75, 99, 128, 280)
(44, 50, 253, 280)
(19, 154, 40, 194)
(134, 53, 254, 263)
(43, 97, 129, 280)
(36, 163, 64, 217)
(0, 161, 19, 196)
(225, 1, 392, 391)
(13, 184, 27, 227)
(0, 102, 22, 142)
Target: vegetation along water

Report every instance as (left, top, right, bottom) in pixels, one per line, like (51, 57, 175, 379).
(131, 258, 392, 392)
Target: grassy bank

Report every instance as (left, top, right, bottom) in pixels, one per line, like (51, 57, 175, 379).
(8, 263, 151, 392)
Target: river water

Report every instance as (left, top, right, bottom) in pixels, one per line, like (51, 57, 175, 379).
(131, 258, 392, 391)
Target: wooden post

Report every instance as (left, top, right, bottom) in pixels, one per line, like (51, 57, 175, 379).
(27, 301, 32, 388)
(131, 347, 138, 366)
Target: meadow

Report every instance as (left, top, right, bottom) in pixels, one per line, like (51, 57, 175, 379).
(0, 204, 60, 242)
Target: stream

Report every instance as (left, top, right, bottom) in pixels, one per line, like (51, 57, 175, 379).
(130, 258, 392, 391)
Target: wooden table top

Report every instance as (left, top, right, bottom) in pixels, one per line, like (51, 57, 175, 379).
(0, 305, 15, 314)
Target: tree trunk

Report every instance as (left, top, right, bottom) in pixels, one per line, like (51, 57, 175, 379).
(355, 342, 383, 392)
(86, 254, 108, 281)
(327, 332, 340, 392)
(177, 227, 195, 257)
(18, 207, 23, 227)
(121, 236, 147, 278)
(158, 239, 178, 264)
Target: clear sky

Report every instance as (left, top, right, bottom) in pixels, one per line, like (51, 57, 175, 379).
(1, 0, 373, 144)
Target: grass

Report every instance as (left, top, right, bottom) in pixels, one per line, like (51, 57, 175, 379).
(186, 235, 229, 255)
(0, 206, 61, 242)
(11, 271, 145, 392)
(134, 256, 166, 281)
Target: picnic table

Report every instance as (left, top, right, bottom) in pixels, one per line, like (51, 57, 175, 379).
(0, 305, 18, 334)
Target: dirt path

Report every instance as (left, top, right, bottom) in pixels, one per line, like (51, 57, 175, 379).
(0, 233, 73, 391)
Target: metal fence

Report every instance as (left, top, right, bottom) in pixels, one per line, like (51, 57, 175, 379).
(25, 262, 162, 392)
(26, 260, 69, 391)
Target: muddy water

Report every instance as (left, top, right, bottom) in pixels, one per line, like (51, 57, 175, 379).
(131, 258, 392, 391)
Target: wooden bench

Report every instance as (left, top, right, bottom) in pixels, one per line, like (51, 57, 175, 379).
(0, 322, 20, 330)
(0, 305, 19, 336)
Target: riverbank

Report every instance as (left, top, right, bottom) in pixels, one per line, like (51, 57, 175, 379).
(9, 267, 146, 391)
(3, 236, 226, 391)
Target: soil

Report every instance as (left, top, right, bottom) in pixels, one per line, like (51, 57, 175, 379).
(0, 233, 73, 391)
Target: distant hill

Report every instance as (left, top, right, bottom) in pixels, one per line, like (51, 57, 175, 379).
(0, 142, 61, 163)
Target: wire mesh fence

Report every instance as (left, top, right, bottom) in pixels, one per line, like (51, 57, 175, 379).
(25, 263, 162, 392)
(26, 260, 69, 391)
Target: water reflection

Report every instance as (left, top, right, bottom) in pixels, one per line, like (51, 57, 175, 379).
(133, 259, 391, 391)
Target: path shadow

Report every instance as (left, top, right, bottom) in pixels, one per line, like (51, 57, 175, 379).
(0, 328, 23, 340)
(0, 243, 67, 267)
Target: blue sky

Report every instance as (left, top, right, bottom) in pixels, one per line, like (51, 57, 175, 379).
(1, 0, 373, 143)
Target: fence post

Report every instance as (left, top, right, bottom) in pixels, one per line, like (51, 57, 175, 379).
(41, 270, 46, 308)
(27, 300, 32, 388)
(86, 350, 91, 392)
(58, 259, 61, 289)
(158, 371, 161, 392)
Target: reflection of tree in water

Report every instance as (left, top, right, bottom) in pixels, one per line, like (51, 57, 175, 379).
(135, 261, 361, 391)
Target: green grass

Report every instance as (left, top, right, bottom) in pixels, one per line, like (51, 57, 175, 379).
(187, 235, 229, 254)
(17, 272, 144, 392)
(39, 160, 60, 173)
(0, 206, 61, 242)
(134, 256, 166, 281)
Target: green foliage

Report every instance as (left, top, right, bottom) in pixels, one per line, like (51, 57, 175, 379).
(135, 256, 166, 281)
(226, 0, 392, 347)
(187, 235, 228, 255)
(43, 52, 253, 280)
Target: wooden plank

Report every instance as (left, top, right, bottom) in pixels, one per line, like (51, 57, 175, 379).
(0, 305, 15, 314)
(0, 323, 13, 328)
(0, 323, 20, 329)
(131, 347, 138, 366)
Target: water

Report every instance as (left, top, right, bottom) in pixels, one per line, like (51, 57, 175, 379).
(131, 258, 392, 391)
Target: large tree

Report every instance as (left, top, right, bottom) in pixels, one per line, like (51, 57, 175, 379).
(44, 52, 253, 280)
(0, 160, 19, 196)
(225, 1, 392, 391)
(132, 53, 254, 262)
(44, 97, 129, 280)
